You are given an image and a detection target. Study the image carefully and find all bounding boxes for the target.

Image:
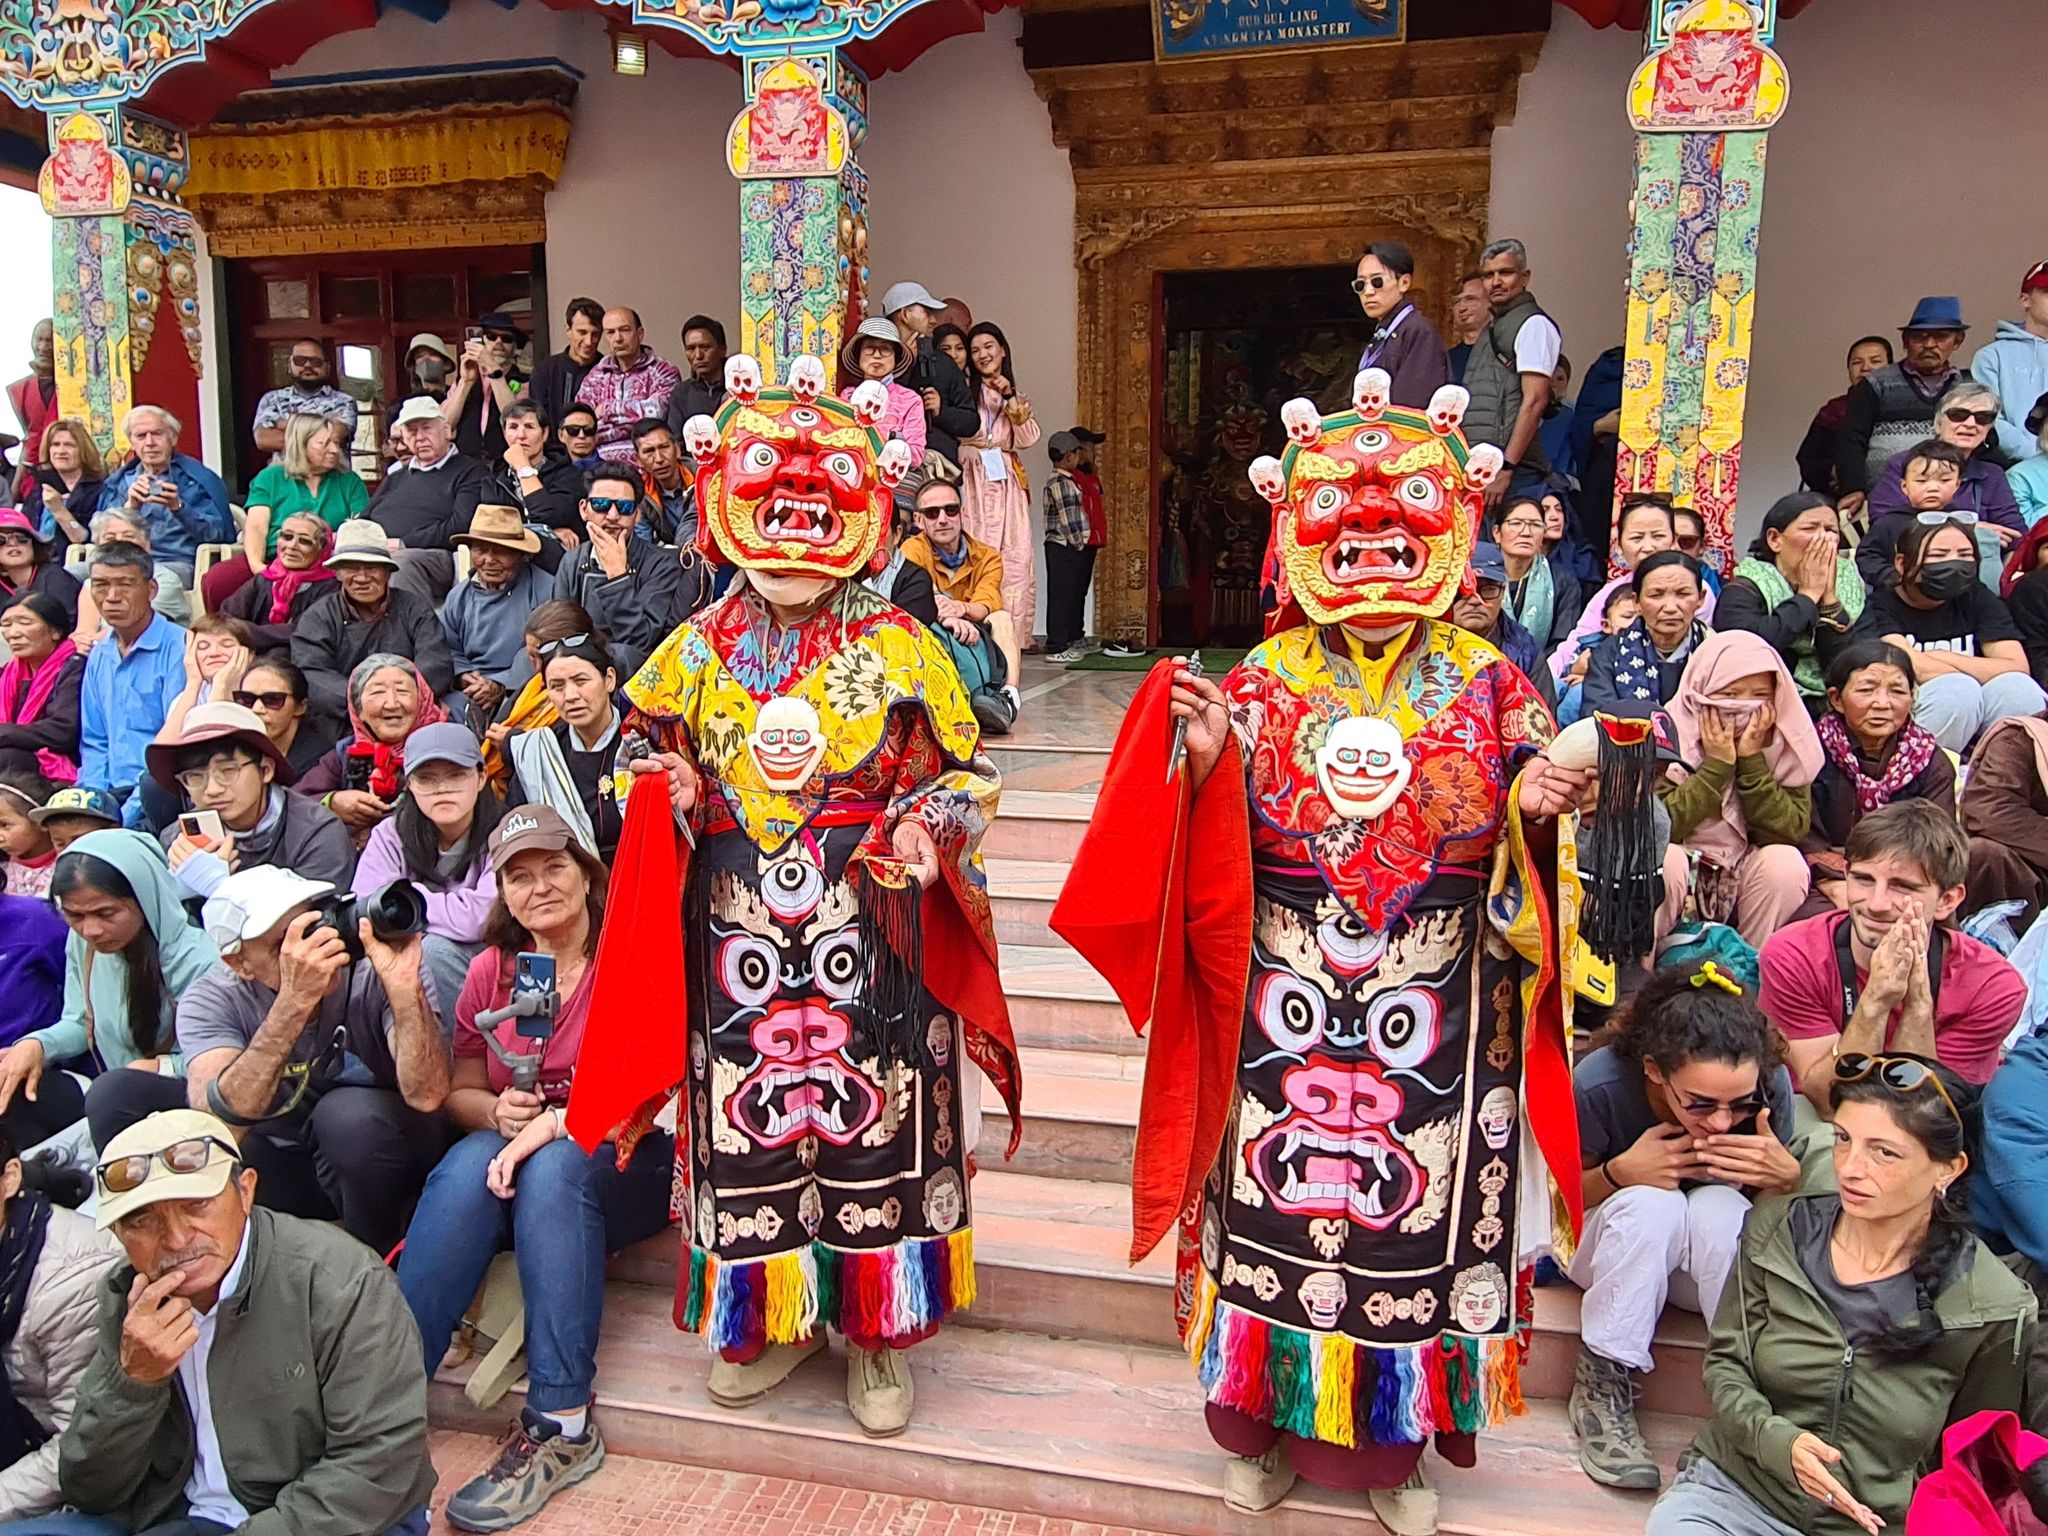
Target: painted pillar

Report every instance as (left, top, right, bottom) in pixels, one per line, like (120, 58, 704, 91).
(730, 51, 867, 387)
(42, 108, 136, 456)
(1615, 0, 1788, 574)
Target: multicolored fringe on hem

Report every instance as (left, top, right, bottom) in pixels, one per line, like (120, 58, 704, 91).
(675, 1230, 976, 1353)
(1184, 1267, 1528, 1451)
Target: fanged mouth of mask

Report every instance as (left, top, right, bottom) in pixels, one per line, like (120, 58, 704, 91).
(1253, 1123, 1416, 1225)
(735, 1061, 880, 1146)
(758, 495, 842, 546)
(1323, 531, 1425, 585)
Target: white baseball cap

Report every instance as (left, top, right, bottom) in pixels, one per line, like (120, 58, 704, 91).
(392, 396, 445, 429)
(879, 282, 942, 317)
(202, 866, 336, 955)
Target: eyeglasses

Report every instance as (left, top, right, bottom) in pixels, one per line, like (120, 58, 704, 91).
(585, 497, 636, 517)
(174, 756, 259, 796)
(1943, 407, 1998, 427)
(1498, 519, 1543, 533)
(1677, 1091, 1768, 1120)
(1834, 1052, 1963, 1132)
(482, 331, 521, 346)
(1350, 273, 1390, 295)
(231, 689, 293, 711)
(1473, 580, 1506, 600)
(0, 532, 32, 548)
(537, 633, 595, 660)
(560, 422, 598, 436)
(1914, 509, 1978, 527)
(96, 1135, 239, 1197)
(921, 501, 964, 517)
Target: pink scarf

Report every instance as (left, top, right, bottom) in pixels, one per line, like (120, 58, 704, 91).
(259, 527, 337, 626)
(0, 638, 79, 783)
(1665, 630, 1824, 867)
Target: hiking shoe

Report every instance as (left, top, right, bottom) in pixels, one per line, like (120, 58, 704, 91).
(1222, 1444, 1296, 1512)
(1047, 646, 1086, 664)
(972, 688, 1015, 737)
(706, 1336, 824, 1408)
(846, 1342, 915, 1437)
(1569, 1345, 1661, 1490)
(1367, 1462, 1439, 1536)
(443, 1407, 605, 1531)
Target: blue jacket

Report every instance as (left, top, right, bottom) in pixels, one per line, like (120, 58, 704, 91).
(79, 612, 186, 824)
(2013, 454, 2048, 528)
(1976, 1021, 2048, 1264)
(0, 895, 67, 1048)
(1972, 320, 2048, 462)
(97, 453, 233, 567)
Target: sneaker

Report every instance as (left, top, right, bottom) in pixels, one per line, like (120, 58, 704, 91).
(845, 1342, 915, 1437)
(1104, 639, 1146, 658)
(706, 1336, 824, 1408)
(972, 688, 1015, 737)
(1568, 1345, 1661, 1490)
(443, 1407, 606, 1532)
(1001, 683, 1023, 717)
(1047, 646, 1086, 664)
(1367, 1462, 1439, 1536)
(1222, 1444, 1296, 1512)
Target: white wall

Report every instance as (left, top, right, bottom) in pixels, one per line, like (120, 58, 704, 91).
(1493, 0, 2048, 536)
(0, 186, 54, 438)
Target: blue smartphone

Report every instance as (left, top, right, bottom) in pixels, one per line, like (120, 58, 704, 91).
(512, 952, 557, 1040)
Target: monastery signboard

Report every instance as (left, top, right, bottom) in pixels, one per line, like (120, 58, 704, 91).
(1153, 0, 1402, 60)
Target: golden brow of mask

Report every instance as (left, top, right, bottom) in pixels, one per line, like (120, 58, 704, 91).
(1294, 451, 1358, 483)
(1383, 440, 1450, 475)
(814, 425, 871, 450)
(733, 408, 797, 441)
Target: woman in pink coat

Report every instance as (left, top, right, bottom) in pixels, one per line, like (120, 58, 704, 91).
(959, 323, 1041, 637)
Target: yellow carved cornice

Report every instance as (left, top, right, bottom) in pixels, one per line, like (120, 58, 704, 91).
(195, 178, 549, 259)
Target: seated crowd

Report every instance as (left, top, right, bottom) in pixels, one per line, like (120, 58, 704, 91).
(14, 273, 2048, 1536)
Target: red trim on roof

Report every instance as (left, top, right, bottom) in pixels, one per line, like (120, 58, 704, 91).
(1555, 0, 1818, 27)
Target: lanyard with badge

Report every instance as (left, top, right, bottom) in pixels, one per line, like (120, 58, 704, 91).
(1358, 304, 1414, 373)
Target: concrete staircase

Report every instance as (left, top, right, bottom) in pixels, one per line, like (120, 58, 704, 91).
(430, 723, 1709, 1532)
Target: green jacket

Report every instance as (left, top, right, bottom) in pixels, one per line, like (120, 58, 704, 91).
(57, 1207, 437, 1536)
(1693, 1194, 2037, 1535)
(1659, 752, 1811, 848)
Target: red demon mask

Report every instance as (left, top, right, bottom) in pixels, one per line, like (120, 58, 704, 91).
(680, 355, 912, 580)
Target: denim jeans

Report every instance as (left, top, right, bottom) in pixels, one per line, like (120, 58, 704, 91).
(0, 1510, 427, 1536)
(398, 1127, 675, 1413)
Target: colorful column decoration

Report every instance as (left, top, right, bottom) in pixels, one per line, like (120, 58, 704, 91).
(727, 52, 867, 386)
(1616, 0, 1788, 575)
(40, 108, 134, 452)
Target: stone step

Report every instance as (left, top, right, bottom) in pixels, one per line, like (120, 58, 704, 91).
(986, 856, 1069, 947)
(432, 1291, 1699, 1536)
(608, 1169, 1712, 1419)
(985, 742, 1111, 795)
(983, 790, 1092, 863)
(999, 941, 1137, 1054)
(984, 1045, 1140, 1182)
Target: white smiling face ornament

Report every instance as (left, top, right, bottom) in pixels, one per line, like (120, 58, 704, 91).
(1316, 716, 1410, 821)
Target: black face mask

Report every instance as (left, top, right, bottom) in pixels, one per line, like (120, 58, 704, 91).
(1915, 559, 1978, 602)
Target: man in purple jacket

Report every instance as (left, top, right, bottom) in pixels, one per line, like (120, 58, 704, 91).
(1353, 240, 1451, 409)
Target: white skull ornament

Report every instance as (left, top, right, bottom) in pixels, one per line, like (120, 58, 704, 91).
(1316, 716, 1411, 821)
(847, 378, 889, 426)
(1351, 367, 1392, 418)
(682, 414, 719, 461)
(1248, 455, 1286, 505)
(1298, 1271, 1345, 1331)
(1464, 443, 1506, 492)
(787, 355, 827, 403)
(1426, 384, 1471, 438)
(877, 438, 913, 487)
(1280, 397, 1323, 448)
(1477, 1086, 1518, 1151)
(747, 696, 827, 790)
(724, 354, 763, 404)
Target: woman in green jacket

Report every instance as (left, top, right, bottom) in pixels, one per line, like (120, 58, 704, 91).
(1647, 1054, 2037, 1536)
(1656, 629, 1824, 950)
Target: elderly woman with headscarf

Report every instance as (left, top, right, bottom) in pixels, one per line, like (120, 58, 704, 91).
(215, 509, 339, 651)
(1656, 631, 1826, 949)
(294, 652, 447, 837)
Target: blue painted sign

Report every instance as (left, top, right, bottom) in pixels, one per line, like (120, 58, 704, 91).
(1154, 0, 1402, 61)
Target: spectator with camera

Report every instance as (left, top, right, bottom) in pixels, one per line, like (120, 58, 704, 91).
(293, 521, 454, 730)
(34, 1108, 437, 1536)
(83, 866, 451, 1254)
(351, 723, 504, 1032)
(295, 656, 447, 841)
(145, 702, 353, 906)
(398, 804, 671, 1531)
(504, 635, 625, 863)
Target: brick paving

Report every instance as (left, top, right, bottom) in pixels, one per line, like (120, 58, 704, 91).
(427, 1430, 1174, 1536)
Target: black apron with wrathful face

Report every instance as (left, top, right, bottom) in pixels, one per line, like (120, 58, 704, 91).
(1189, 865, 1528, 1450)
(676, 819, 973, 1354)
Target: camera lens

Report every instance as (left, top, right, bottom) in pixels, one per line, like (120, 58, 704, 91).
(363, 880, 428, 942)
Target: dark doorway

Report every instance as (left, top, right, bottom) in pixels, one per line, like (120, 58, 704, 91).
(1154, 264, 1358, 648)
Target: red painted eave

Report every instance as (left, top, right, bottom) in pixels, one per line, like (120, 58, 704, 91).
(1555, 0, 1818, 26)
(135, 0, 381, 126)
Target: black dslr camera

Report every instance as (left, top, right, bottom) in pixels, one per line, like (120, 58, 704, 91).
(309, 880, 428, 964)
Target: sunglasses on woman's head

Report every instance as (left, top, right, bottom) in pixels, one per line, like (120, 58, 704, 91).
(1914, 509, 1978, 527)
(1833, 1051, 1963, 1131)
(1943, 407, 1998, 427)
(537, 633, 595, 659)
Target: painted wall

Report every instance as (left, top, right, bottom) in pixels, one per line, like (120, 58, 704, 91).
(201, 0, 2047, 570)
(1492, 0, 2048, 535)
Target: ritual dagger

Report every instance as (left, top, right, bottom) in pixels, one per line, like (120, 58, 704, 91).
(1169, 650, 1203, 782)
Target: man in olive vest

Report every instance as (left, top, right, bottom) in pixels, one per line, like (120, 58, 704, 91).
(1461, 238, 1561, 509)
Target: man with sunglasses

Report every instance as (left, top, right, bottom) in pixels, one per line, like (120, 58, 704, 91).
(556, 403, 603, 474)
(443, 310, 528, 463)
(1762, 800, 2023, 1114)
(1836, 295, 1977, 519)
(1862, 382, 2023, 542)
(51, 1108, 436, 1536)
(900, 476, 1022, 734)
(552, 464, 699, 678)
(250, 340, 358, 460)
(1351, 240, 1448, 409)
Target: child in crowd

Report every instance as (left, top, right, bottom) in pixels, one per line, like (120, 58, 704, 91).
(0, 770, 57, 897)
(1042, 429, 1103, 663)
(1557, 585, 1641, 726)
(1856, 440, 1973, 587)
